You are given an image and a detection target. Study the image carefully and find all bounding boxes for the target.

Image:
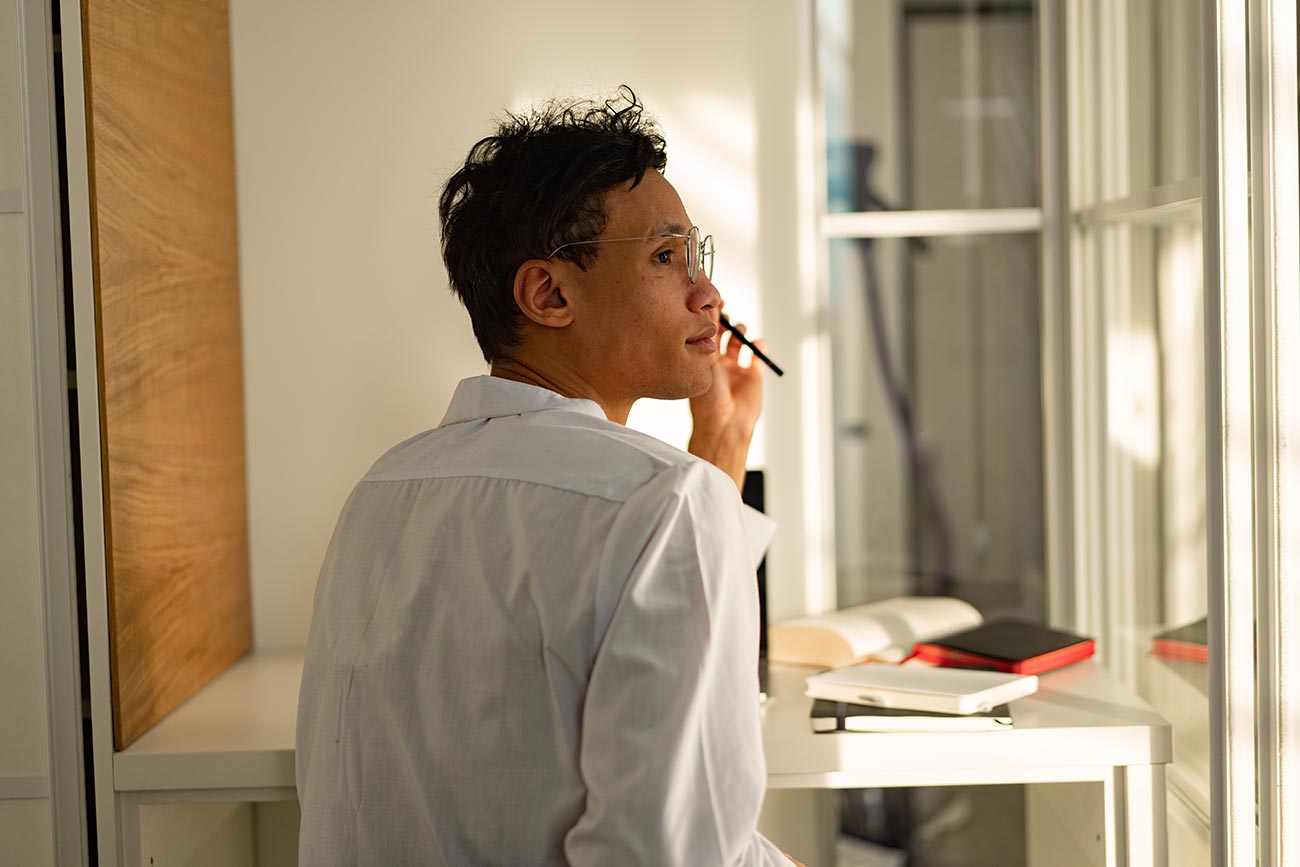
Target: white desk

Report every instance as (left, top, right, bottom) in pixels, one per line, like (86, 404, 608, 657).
(762, 661, 1172, 865)
(112, 648, 303, 865)
(114, 650, 1171, 866)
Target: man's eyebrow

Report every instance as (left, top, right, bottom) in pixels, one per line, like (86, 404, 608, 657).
(646, 221, 687, 236)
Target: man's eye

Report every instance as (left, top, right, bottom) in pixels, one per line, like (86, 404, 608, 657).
(655, 249, 673, 265)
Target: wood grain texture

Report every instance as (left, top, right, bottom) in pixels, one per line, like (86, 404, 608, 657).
(84, 0, 252, 749)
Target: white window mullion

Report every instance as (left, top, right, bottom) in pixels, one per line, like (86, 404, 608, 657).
(1202, 0, 1256, 864)
(804, 0, 837, 618)
(1038, 0, 1074, 631)
(1098, 0, 1137, 685)
(1248, 0, 1300, 864)
(1064, 0, 1106, 642)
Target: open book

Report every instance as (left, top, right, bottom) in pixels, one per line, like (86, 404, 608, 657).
(769, 596, 982, 668)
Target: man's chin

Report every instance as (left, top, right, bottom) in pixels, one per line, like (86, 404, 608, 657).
(638, 369, 714, 403)
(687, 376, 714, 400)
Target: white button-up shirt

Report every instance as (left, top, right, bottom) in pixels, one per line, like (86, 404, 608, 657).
(297, 376, 788, 866)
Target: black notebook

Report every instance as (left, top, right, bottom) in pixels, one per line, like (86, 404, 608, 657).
(913, 619, 1095, 674)
(810, 699, 1013, 733)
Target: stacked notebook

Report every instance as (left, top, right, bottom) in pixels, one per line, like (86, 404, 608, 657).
(1150, 617, 1208, 663)
(911, 619, 1096, 675)
(811, 699, 1013, 733)
(794, 609, 1095, 734)
(805, 662, 1038, 712)
(771, 603, 1094, 674)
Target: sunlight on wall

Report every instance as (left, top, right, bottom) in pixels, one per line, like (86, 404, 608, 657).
(630, 94, 769, 467)
(1158, 224, 1207, 623)
(502, 86, 770, 462)
(1106, 328, 1160, 467)
(801, 334, 832, 614)
(232, 0, 810, 645)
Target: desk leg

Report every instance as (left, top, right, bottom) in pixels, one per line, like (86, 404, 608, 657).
(117, 792, 141, 867)
(758, 789, 838, 867)
(1104, 765, 1168, 867)
(1118, 764, 1170, 867)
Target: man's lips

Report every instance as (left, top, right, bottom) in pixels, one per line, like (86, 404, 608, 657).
(687, 325, 718, 351)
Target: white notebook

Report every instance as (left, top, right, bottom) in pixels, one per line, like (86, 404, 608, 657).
(805, 663, 1038, 715)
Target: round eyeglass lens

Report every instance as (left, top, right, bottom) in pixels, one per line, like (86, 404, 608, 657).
(685, 226, 700, 282)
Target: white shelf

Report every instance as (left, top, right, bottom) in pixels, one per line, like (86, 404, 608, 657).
(113, 648, 303, 793)
(762, 660, 1172, 789)
(114, 648, 1170, 799)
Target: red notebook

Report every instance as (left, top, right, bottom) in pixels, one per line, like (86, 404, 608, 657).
(1150, 618, 1207, 663)
(912, 619, 1095, 675)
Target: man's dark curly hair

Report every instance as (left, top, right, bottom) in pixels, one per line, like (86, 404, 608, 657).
(438, 86, 668, 363)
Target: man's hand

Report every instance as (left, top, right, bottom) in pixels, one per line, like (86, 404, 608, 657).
(688, 321, 766, 491)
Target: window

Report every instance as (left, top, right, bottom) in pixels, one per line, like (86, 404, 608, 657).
(807, 2, 1296, 861)
(814, 3, 1047, 862)
(1067, 2, 1210, 855)
(817, 0, 1046, 621)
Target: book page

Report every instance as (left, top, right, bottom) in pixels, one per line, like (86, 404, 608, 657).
(770, 596, 982, 668)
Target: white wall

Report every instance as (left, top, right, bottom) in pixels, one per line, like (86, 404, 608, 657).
(0, 0, 54, 861)
(138, 803, 256, 867)
(229, 0, 816, 649)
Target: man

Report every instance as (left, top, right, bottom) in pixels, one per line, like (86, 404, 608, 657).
(296, 88, 799, 866)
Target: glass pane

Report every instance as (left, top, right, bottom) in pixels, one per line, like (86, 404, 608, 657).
(1101, 219, 1210, 836)
(816, 5, 1048, 863)
(819, 0, 1039, 213)
(1122, 0, 1203, 192)
(828, 234, 1045, 619)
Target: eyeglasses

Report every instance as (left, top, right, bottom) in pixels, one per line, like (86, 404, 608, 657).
(546, 225, 715, 284)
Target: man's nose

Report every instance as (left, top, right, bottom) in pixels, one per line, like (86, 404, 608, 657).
(691, 273, 723, 312)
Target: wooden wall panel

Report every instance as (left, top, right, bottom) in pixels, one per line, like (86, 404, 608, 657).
(83, 0, 251, 749)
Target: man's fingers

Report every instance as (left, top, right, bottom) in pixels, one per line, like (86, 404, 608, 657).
(725, 322, 747, 358)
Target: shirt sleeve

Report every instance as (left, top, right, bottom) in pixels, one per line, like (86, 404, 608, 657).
(564, 461, 790, 867)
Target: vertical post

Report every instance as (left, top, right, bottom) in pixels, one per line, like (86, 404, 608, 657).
(1248, 0, 1299, 864)
(1064, 0, 1108, 649)
(55, 0, 120, 860)
(1202, 0, 1255, 864)
(1038, 0, 1077, 632)
(117, 792, 141, 867)
(802, 0, 837, 616)
(1121, 764, 1169, 867)
(18, 0, 90, 861)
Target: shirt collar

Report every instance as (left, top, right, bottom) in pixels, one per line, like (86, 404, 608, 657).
(439, 375, 609, 427)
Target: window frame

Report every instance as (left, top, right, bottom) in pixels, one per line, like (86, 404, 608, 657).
(807, 0, 1058, 619)
(1066, 0, 1300, 862)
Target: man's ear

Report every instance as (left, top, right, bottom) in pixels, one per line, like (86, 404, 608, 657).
(513, 260, 574, 329)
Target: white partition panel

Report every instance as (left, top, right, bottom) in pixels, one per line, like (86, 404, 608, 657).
(2, 0, 56, 863)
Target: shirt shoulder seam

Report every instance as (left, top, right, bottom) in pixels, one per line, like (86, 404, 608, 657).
(357, 470, 628, 504)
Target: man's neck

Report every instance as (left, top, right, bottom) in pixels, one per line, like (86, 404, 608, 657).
(489, 359, 631, 424)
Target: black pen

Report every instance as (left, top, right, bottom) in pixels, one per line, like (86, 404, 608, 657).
(719, 314, 785, 377)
